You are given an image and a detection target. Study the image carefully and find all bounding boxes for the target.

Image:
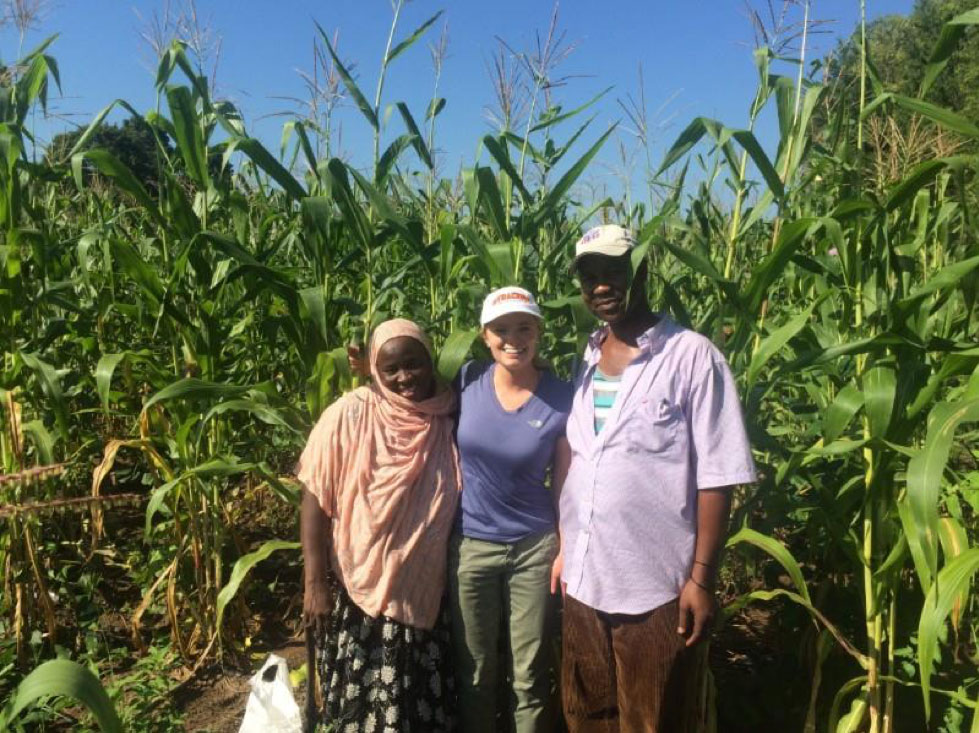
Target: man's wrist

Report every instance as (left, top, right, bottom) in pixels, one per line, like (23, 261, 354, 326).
(690, 553, 719, 588)
(688, 576, 711, 592)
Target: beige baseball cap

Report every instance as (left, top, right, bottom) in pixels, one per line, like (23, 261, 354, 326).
(480, 286, 542, 326)
(571, 225, 636, 270)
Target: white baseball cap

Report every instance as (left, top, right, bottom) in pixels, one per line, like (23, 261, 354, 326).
(480, 286, 542, 326)
(572, 225, 636, 270)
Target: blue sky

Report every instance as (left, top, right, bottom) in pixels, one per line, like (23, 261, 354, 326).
(2, 0, 915, 198)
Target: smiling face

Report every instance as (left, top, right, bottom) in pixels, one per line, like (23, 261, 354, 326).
(576, 253, 634, 323)
(482, 312, 540, 371)
(374, 336, 435, 402)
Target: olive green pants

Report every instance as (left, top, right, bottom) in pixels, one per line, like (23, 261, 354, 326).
(448, 531, 559, 733)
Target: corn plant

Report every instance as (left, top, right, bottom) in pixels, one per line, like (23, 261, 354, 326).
(651, 7, 979, 732)
(0, 658, 123, 732)
(1, 4, 978, 731)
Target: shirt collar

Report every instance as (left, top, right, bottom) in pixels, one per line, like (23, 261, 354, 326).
(585, 314, 670, 366)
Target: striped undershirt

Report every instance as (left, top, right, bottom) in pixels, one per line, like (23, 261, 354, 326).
(593, 368, 622, 434)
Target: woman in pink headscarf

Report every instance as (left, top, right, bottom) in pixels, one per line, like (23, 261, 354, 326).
(298, 319, 460, 732)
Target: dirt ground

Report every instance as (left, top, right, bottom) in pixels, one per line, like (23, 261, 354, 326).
(175, 604, 815, 733)
(146, 490, 822, 731)
(16, 487, 858, 731)
(177, 640, 308, 733)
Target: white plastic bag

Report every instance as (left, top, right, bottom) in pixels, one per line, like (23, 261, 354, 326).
(238, 653, 303, 733)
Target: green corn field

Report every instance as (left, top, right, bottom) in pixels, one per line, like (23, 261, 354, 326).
(2, 2, 979, 731)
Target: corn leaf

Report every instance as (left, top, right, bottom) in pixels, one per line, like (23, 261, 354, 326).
(744, 218, 817, 313)
(529, 86, 612, 133)
(143, 378, 251, 411)
(658, 117, 710, 174)
(21, 420, 56, 464)
(19, 352, 68, 440)
(166, 85, 210, 189)
(919, 8, 979, 97)
(395, 103, 434, 170)
(326, 158, 373, 251)
(906, 398, 979, 596)
(474, 166, 509, 241)
(937, 516, 970, 630)
(216, 540, 301, 636)
(225, 136, 307, 201)
(2, 659, 122, 732)
(896, 255, 979, 316)
(386, 11, 443, 65)
(315, 21, 378, 130)
(727, 526, 811, 603)
(891, 94, 979, 139)
(536, 125, 616, 222)
(918, 548, 979, 720)
(747, 297, 820, 386)
(202, 398, 305, 435)
(145, 459, 264, 534)
(864, 363, 897, 440)
(823, 384, 865, 444)
(482, 135, 531, 202)
(376, 133, 415, 185)
(438, 329, 479, 382)
(72, 150, 163, 226)
(95, 353, 127, 413)
(426, 97, 446, 120)
(731, 129, 784, 200)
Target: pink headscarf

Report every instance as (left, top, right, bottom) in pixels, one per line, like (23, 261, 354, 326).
(368, 318, 436, 403)
(296, 319, 460, 629)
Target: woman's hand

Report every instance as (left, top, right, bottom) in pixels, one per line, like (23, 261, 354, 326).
(549, 550, 565, 597)
(347, 343, 370, 380)
(676, 579, 715, 647)
(304, 578, 333, 640)
(301, 488, 333, 639)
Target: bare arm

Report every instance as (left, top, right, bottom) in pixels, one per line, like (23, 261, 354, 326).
(691, 488, 733, 587)
(677, 487, 733, 646)
(550, 437, 572, 596)
(301, 487, 333, 638)
(551, 436, 571, 510)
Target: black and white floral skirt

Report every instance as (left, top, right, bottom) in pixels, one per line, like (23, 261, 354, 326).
(316, 586, 456, 732)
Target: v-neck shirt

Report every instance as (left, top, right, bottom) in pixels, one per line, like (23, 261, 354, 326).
(455, 360, 573, 542)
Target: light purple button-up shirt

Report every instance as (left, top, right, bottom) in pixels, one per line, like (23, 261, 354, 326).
(559, 316, 757, 615)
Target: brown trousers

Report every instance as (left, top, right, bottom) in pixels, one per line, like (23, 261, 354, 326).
(561, 595, 704, 733)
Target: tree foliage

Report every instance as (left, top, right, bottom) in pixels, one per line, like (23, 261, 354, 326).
(46, 117, 172, 190)
(827, 0, 979, 123)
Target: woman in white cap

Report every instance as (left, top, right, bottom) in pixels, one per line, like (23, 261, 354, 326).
(448, 286, 573, 733)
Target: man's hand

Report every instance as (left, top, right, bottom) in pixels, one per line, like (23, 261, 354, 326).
(304, 578, 333, 641)
(676, 579, 715, 647)
(550, 551, 566, 597)
(680, 488, 731, 647)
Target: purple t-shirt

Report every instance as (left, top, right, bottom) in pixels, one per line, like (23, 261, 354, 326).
(455, 360, 573, 543)
(560, 317, 757, 615)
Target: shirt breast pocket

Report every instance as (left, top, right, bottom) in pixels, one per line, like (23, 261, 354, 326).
(627, 397, 682, 454)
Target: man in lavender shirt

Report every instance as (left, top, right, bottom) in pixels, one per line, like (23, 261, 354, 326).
(556, 225, 757, 732)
